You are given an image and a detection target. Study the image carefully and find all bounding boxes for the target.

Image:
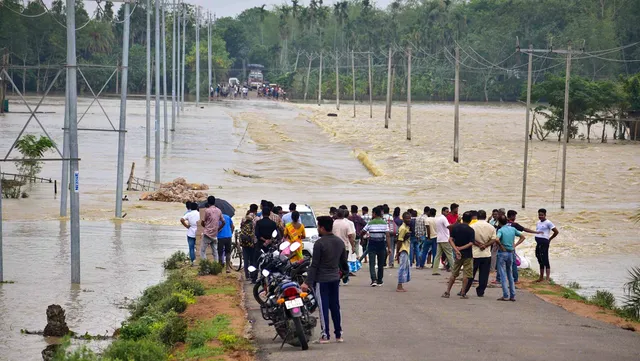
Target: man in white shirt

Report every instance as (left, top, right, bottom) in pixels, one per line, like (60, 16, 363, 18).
(180, 202, 200, 266)
(432, 207, 455, 276)
(535, 208, 559, 283)
(333, 209, 356, 285)
(462, 210, 497, 297)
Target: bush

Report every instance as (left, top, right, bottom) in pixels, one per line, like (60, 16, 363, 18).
(159, 293, 189, 314)
(158, 313, 188, 346)
(622, 266, 640, 321)
(168, 271, 205, 296)
(567, 281, 581, 289)
(163, 251, 189, 270)
(589, 290, 616, 310)
(198, 259, 223, 276)
(104, 339, 167, 361)
(120, 316, 156, 341)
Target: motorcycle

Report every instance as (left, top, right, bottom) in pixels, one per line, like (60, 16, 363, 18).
(248, 240, 317, 350)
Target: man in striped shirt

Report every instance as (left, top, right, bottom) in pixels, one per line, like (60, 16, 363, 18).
(361, 207, 391, 287)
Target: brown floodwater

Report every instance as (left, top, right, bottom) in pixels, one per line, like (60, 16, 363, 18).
(0, 95, 639, 360)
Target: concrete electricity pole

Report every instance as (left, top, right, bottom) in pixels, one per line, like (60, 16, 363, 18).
(195, 7, 200, 107)
(304, 54, 312, 102)
(155, 0, 161, 183)
(171, 0, 176, 131)
(518, 41, 581, 209)
(181, 5, 185, 111)
(351, 50, 356, 117)
(207, 11, 212, 104)
(406, 47, 412, 141)
(521, 43, 533, 209)
(145, 0, 151, 157)
(162, 0, 168, 143)
(66, 0, 81, 284)
(116, 0, 131, 218)
(176, 2, 181, 118)
(453, 46, 460, 163)
(335, 50, 340, 111)
(318, 51, 323, 106)
(385, 47, 392, 129)
(368, 51, 372, 119)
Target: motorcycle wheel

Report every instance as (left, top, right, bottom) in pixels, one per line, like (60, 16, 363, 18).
(293, 317, 308, 351)
(252, 281, 268, 306)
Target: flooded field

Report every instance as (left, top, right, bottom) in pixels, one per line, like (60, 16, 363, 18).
(0, 95, 639, 359)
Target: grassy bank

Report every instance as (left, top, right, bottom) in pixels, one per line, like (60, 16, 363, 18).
(518, 268, 640, 333)
(53, 253, 254, 361)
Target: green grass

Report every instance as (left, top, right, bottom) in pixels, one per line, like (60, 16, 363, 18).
(186, 315, 231, 349)
(183, 345, 225, 358)
(562, 288, 587, 301)
(534, 290, 560, 296)
(205, 285, 237, 295)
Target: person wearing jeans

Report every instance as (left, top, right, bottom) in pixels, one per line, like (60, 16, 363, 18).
(361, 207, 392, 287)
(495, 217, 526, 301)
(180, 202, 200, 265)
(201, 196, 225, 262)
(217, 214, 234, 272)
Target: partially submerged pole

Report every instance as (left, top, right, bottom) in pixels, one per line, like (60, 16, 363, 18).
(181, 5, 185, 111)
(522, 44, 533, 208)
(351, 50, 356, 117)
(155, 0, 161, 183)
(171, 0, 176, 131)
(145, 0, 151, 157)
(161, 0, 168, 143)
(318, 51, 323, 106)
(368, 51, 372, 119)
(385, 47, 392, 128)
(116, 0, 131, 218)
(304, 55, 312, 102)
(195, 7, 200, 107)
(453, 46, 460, 163)
(560, 44, 572, 209)
(335, 50, 340, 111)
(406, 47, 412, 141)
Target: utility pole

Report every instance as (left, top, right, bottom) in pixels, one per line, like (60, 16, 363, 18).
(176, 2, 180, 118)
(385, 47, 392, 128)
(161, 0, 168, 143)
(368, 51, 372, 119)
(60, 66, 69, 217)
(195, 7, 200, 107)
(155, 0, 161, 184)
(66, 0, 80, 284)
(116, 0, 131, 218)
(181, 5, 185, 111)
(521, 43, 533, 208)
(304, 55, 312, 102)
(294, 50, 300, 72)
(351, 50, 356, 117)
(407, 47, 412, 141)
(207, 11, 211, 104)
(453, 46, 460, 163)
(518, 40, 582, 209)
(318, 51, 323, 106)
(335, 50, 340, 111)
(561, 44, 572, 209)
(145, 0, 151, 157)
(171, 0, 176, 131)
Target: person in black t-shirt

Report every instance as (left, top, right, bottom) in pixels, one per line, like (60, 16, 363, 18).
(442, 212, 475, 299)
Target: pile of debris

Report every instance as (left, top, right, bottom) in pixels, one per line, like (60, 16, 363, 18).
(140, 177, 209, 203)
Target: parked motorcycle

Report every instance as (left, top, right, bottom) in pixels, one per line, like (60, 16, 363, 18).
(248, 240, 317, 350)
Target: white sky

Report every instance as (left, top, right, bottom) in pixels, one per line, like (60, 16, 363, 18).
(39, 0, 394, 19)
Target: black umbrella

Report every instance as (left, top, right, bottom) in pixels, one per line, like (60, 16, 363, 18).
(197, 198, 235, 217)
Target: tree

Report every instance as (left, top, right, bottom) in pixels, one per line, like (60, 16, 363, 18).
(14, 135, 56, 183)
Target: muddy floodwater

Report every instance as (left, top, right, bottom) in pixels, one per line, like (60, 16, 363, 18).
(1, 95, 639, 360)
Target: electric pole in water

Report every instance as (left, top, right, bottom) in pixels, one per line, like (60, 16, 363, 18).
(453, 46, 460, 163)
(517, 39, 582, 209)
(407, 47, 412, 141)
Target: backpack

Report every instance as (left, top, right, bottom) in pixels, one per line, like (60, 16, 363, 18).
(239, 217, 255, 247)
(385, 215, 399, 237)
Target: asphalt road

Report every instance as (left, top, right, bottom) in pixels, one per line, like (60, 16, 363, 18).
(245, 267, 640, 361)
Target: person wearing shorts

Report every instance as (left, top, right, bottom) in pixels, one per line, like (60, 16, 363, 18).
(442, 212, 475, 299)
(535, 208, 559, 283)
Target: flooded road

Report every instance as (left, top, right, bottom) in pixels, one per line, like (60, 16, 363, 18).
(1, 95, 639, 359)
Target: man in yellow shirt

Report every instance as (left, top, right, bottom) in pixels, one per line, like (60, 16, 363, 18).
(396, 212, 412, 292)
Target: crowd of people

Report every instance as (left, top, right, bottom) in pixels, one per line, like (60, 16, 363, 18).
(257, 84, 286, 101)
(180, 198, 559, 344)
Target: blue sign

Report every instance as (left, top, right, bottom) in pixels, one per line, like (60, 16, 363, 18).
(73, 171, 79, 193)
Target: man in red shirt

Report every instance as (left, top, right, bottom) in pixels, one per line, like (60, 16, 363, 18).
(446, 203, 460, 228)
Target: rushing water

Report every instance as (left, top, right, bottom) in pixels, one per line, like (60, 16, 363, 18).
(0, 95, 639, 360)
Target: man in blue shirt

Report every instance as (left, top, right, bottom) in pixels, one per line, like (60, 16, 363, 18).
(495, 218, 526, 301)
(217, 213, 235, 273)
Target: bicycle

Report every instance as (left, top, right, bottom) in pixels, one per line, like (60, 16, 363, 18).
(231, 230, 243, 272)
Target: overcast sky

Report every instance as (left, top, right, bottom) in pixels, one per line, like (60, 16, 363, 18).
(42, 0, 394, 18)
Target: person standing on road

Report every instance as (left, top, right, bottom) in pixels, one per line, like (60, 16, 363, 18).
(535, 208, 559, 283)
(239, 205, 258, 280)
(283, 211, 306, 263)
(361, 207, 391, 287)
(433, 207, 455, 275)
(201, 196, 225, 262)
(282, 203, 297, 225)
(409, 209, 421, 268)
(301, 216, 348, 344)
(396, 212, 412, 292)
(333, 209, 357, 285)
(461, 210, 497, 297)
(495, 218, 526, 301)
(180, 202, 200, 266)
(501, 210, 539, 284)
(348, 205, 366, 259)
(383, 205, 398, 268)
(442, 212, 475, 299)
(217, 213, 234, 273)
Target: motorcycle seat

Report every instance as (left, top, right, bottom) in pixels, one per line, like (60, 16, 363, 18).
(280, 282, 298, 290)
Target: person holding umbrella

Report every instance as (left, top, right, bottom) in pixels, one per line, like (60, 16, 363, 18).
(200, 196, 226, 262)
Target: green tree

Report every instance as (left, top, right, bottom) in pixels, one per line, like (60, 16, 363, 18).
(14, 135, 56, 182)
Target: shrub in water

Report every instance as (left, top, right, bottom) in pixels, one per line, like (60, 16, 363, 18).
(198, 259, 223, 276)
(163, 251, 189, 270)
(119, 316, 155, 341)
(104, 339, 167, 361)
(158, 313, 188, 346)
(567, 281, 581, 289)
(589, 290, 616, 310)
